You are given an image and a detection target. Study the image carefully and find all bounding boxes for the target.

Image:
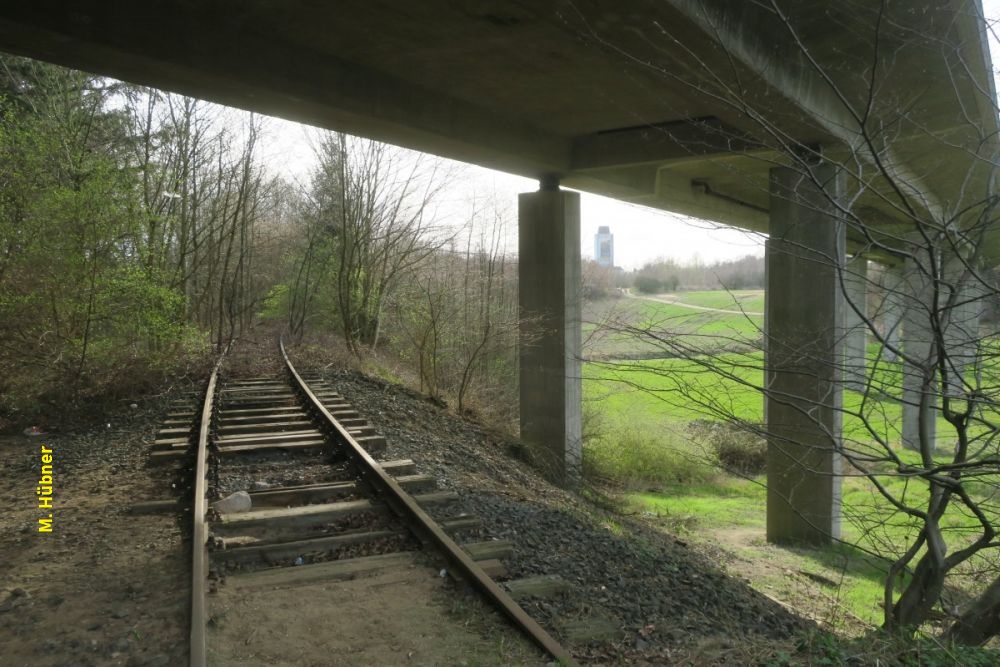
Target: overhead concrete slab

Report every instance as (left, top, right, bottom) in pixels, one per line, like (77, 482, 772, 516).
(0, 1, 994, 255)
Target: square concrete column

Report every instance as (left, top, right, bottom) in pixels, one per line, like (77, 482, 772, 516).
(942, 256, 983, 402)
(518, 187, 582, 486)
(765, 164, 844, 545)
(899, 250, 984, 452)
(843, 255, 869, 392)
(901, 251, 938, 452)
(879, 265, 905, 362)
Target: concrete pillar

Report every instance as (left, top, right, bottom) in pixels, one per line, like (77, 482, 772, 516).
(842, 256, 868, 392)
(898, 249, 984, 452)
(942, 257, 983, 402)
(900, 248, 938, 451)
(765, 163, 844, 545)
(518, 185, 582, 486)
(763, 243, 770, 424)
(900, 250, 938, 452)
(880, 265, 905, 362)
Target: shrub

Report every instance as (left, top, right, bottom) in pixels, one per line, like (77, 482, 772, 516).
(583, 426, 716, 487)
(690, 420, 767, 476)
(634, 275, 663, 294)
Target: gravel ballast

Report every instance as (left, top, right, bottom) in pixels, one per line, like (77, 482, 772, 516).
(306, 364, 812, 664)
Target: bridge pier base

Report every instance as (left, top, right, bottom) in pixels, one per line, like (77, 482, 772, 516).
(765, 164, 844, 545)
(518, 185, 582, 486)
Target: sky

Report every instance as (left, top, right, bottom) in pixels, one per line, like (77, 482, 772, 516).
(255, 1, 1000, 271)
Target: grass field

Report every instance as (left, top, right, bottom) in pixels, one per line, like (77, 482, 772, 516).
(585, 352, 968, 451)
(582, 290, 764, 359)
(672, 289, 765, 312)
(582, 290, 998, 629)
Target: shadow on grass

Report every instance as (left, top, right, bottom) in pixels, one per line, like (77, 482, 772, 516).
(633, 480, 900, 590)
(787, 539, 895, 589)
(627, 478, 767, 531)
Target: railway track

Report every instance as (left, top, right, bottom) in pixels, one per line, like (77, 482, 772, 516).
(149, 340, 575, 666)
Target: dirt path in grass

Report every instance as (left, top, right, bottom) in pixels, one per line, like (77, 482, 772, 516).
(628, 291, 764, 316)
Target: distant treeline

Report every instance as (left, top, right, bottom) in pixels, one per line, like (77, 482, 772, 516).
(583, 254, 764, 298)
(633, 255, 764, 293)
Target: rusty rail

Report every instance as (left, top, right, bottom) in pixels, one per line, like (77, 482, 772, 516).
(190, 352, 225, 667)
(279, 338, 576, 666)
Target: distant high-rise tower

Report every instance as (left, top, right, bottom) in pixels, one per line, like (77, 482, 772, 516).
(594, 226, 614, 267)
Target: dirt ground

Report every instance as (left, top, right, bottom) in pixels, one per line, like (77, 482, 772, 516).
(0, 410, 191, 667)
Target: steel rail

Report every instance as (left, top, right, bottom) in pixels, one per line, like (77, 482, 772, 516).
(280, 339, 576, 666)
(190, 352, 226, 667)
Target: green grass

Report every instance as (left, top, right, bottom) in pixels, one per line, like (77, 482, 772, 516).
(621, 464, 998, 627)
(583, 353, 768, 457)
(632, 478, 765, 529)
(582, 291, 1000, 629)
(673, 289, 765, 312)
(582, 292, 763, 358)
(585, 350, 974, 453)
(625, 477, 874, 625)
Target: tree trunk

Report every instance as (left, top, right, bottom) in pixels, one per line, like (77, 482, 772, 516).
(947, 574, 1000, 646)
(888, 554, 946, 634)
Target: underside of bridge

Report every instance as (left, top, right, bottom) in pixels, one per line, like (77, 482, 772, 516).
(0, 1, 996, 543)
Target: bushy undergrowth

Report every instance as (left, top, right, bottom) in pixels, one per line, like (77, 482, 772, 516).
(583, 425, 716, 487)
(0, 326, 211, 430)
(581, 411, 767, 488)
(689, 419, 768, 476)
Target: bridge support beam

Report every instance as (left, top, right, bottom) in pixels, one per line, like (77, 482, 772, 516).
(765, 164, 843, 545)
(518, 184, 582, 486)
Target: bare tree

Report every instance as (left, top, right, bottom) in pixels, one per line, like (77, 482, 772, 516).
(120, 89, 278, 348)
(385, 196, 521, 417)
(301, 132, 450, 355)
(388, 249, 458, 400)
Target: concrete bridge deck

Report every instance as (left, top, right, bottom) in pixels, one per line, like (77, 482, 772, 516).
(0, 1, 994, 251)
